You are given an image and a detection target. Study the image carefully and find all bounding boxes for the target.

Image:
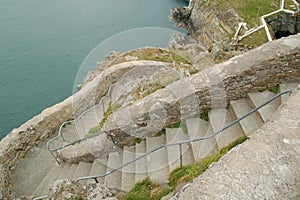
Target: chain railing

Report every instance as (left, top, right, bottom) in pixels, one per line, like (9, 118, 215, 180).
(76, 89, 293, 183)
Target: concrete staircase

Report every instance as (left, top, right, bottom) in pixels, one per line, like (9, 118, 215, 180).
(11, 83, 297, 198)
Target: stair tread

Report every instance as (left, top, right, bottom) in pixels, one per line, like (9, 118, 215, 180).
(57, 163, 73, 180)
(73, 162, 93, 179)
(104, 151, 123, 190)
(166, 128, 194, 171)
(248, 91, 280, 122)
(186, 118, 217, 160)
(146, 135, 169, 183)
(209, 109, 246, 150)
(135, 140, 148, 183)
(25, 147, 50, 158)
(61, 124, 80, 143)
(121, 146, 136, 191)
(12, 157, 56, 197)
(280, 83, 299, 103)
(65, 164, 79, 180)
(32, 162, 64, 197)
(79, 119, 99, 132)
(88, 158, 108, 184)
(230, 98, 262, 136)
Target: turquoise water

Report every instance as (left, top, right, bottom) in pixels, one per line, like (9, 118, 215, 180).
(0, 0, 187, 138)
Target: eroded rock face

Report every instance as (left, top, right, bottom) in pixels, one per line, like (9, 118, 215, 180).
(57, 134, 115, 163)
(87, 183, 125, 200)
(267, 12, 300, 39)
(170, 1, 241, 51)
(72, 61, 174, 118)
(103, 34, 300, 141)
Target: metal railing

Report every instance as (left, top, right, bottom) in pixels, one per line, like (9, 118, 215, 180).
(76, 89, 293, 183)
(47, 80, 123, 163)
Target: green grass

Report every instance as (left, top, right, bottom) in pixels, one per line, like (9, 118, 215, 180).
(197, 0, 280, 46)
(155, 129, 166, 137)
(66, 195, 83, 200)
(189, 69, 198, 75)
(121, 136, 248, 199)
(109, 47, 191, 67)
(202, 0, 280, 26)
(87, 103, 113, 136)
(87, 125, 101, 136)
(200, 111, 209, 121)
(168, 136, 248, 188)
(167, 122, 188, 134)
(119, 177, 173, 200)
(135, 138, 142, 144)
(268, 84, 279, 94)
(99, 103, 113, 128)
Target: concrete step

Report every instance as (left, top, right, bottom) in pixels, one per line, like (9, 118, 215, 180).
(40, 163, 79, 197)
(37, 133, 57, 150)
(61, 124, 80, 143)
(186, 118, 217, 160)
(25, 147, 51, 159)
(65, 164, 79, 180)
(72, 162, 93, 185)
(135, 140, 148, 183)
(32, 162, 64, 197)
(280, 82, 299, 104)
(248, 91, 280, 122)
(209, 109, 245, 150)
(11, 157, 56, 197)
(230, 98, 263, 136)
(81, 109, 99, 120)
(57, 163, 73, 180)
(166, 128, 194, 171)
(80, 118, 99, 133)
(146, 135, 170, 184)
(121, 146, 136, 192)
(88, 158, 108, 184)
(104, 151, 123, 190)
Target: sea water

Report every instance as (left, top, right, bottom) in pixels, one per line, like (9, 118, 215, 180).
(0, 0, 187, 138)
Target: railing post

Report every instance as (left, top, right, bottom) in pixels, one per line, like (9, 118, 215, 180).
(107, 132, 117, 147)
(179, 144, 183, 168)
(61, 132, 65, 142)
(50, 150, 60, 164)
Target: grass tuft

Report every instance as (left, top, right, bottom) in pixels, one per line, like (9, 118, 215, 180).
(168, 136, 248, 188)
(120, 177, 172, 200)
(268, 84, 279, 94)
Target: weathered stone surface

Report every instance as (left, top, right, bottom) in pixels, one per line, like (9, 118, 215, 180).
(174, 86, 300, 199)
(57, 134, 115, 163)
(87, 183, 124, 200)
(72, 60, 174, 118)
(48, 179, 87, 200)
(103, 34, 300, 140)
(170, 0, 241, 51)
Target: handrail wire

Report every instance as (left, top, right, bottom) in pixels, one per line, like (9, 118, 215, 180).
(76, 89, 293, 183)
(47, 80, 124, 163)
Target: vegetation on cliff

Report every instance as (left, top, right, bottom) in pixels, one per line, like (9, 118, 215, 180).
(120, 136, 248, 200)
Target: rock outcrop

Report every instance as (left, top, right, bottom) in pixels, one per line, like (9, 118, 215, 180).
(103, 34, 300, 143)
(170, 0, 241, 52)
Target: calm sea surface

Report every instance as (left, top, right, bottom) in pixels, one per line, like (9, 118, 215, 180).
(0, 0, 187, 138)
